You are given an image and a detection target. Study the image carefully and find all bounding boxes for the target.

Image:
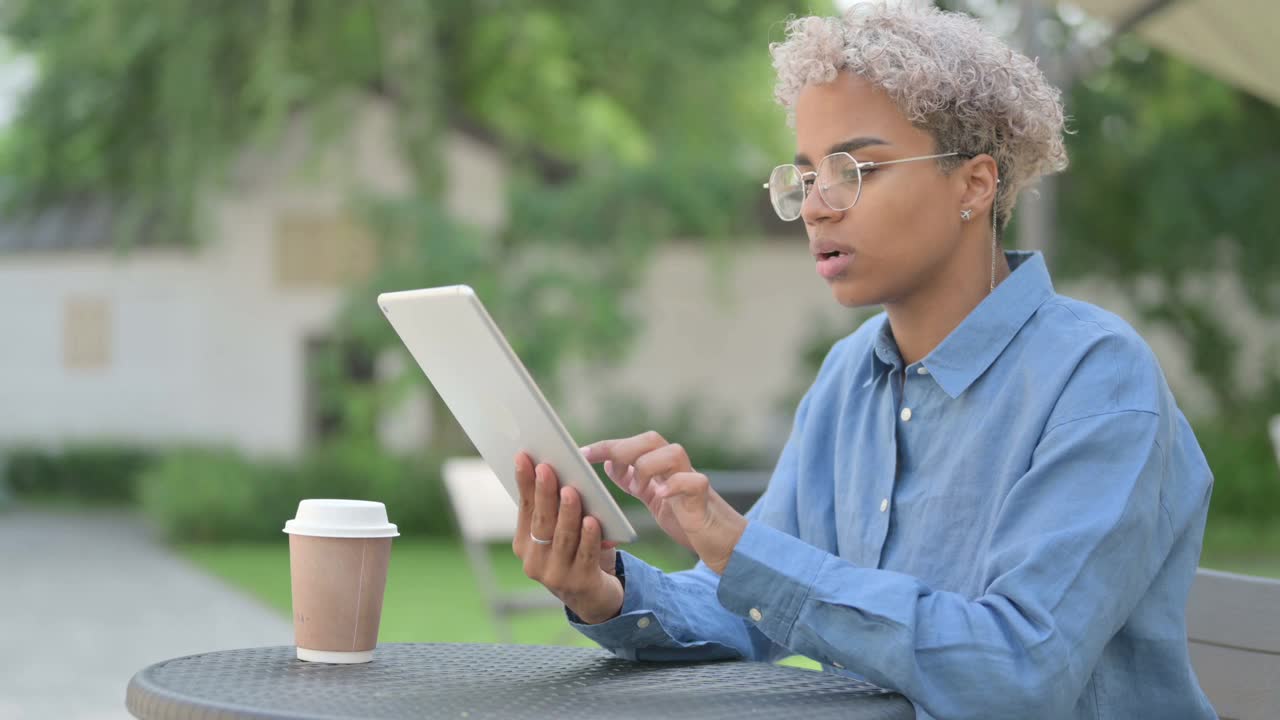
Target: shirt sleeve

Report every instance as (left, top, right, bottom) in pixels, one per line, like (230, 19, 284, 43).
(566, 386, 821, 663)
(714, 407, 1209, 720)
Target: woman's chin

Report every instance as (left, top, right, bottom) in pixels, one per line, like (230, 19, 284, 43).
(829, 277, 878, 308)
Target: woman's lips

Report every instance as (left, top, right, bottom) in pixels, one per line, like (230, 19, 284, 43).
(816, 251, 854, 280)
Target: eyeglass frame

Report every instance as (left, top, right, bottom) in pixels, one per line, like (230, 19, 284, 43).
(762, 151, 970, 221)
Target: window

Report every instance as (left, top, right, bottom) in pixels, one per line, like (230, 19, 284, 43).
(303, 335, 377, 443)
(274, 213, 378, 289)
(63, 297, 112, 370)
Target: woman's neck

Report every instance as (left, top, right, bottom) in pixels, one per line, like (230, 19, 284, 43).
(883, 248, 1012, 366)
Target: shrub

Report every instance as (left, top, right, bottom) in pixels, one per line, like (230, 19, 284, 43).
(298, 439, 454, 537)
(137, 442, 455, 543)
(4, 445, 153, 503)
(1195, 415, 1280, 527)
(137, 449, 297, 542)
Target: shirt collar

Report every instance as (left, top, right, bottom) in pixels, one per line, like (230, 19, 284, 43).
(867, 251, 1055, 399)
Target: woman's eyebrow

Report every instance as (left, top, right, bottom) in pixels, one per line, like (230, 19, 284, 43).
(794, 136, 891, 166)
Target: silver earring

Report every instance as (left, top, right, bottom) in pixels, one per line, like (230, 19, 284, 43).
(960, 209, 973, 221)
(990, 179, 1001, 293)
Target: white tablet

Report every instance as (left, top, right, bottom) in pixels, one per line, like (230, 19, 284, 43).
(377, 285, 637, 544)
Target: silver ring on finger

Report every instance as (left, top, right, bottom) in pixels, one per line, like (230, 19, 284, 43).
(530, 532, 552, 545)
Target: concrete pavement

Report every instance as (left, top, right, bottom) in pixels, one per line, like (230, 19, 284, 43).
(0, 506, 293, 719)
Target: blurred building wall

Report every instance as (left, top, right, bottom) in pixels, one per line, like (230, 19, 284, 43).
(0, 96, 1268, 459)
(557, 242, 869, 452)
(557, 244, 1258, 455)
(0, 100, 499, 458)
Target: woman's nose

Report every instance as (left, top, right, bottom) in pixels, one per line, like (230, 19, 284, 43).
(801, 180, 841, 225)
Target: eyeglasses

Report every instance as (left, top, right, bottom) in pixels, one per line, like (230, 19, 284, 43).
(763, 151, 964, 221)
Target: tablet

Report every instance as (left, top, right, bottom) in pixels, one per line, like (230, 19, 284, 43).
(377, 285, 637, 544)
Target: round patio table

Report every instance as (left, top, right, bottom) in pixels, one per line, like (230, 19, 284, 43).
(126, 643, 915, 719)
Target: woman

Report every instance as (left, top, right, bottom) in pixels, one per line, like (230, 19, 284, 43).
(511, 5, 1216, 719)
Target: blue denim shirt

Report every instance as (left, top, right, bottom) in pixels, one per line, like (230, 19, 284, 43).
(570, 251, 1216, 720)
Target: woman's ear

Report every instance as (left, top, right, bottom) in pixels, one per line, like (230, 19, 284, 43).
(957, 154, 999, 216)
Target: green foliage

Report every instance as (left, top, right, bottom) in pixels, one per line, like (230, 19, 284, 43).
(3, 445, 153, 503)
(0, 0, 815, 455)
(137, 448, 297, 542)
(137, 442, 453, 543)
(0, 0, 444, 242)
(297, 438, 454, 538)
(1052, 39, 1280, 526)
(1058, 42, 1280, 416)
(1199, 518, 1280, 578)
(15, 1, 1276, 535)
(1198, 420, 1280, 525)
(0, 439, 452, 543)
(1060, 43, 1280, 290)
(1192, 378, 1280, 526)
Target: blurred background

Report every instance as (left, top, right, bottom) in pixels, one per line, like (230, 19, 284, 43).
(1, 0, 1277, 717)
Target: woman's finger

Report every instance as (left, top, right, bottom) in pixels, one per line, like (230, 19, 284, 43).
(512, 452, 535, 550)
(529, 464, 560, 548)
(598, 545, 619, 575)
(632, 443, 693, 500)
(583, 431, 668, 469)
(604, 460, 635, 494)
(575, 515, 603, 574)
(551, 485, 583, 564)
(655, 471, 710, 502)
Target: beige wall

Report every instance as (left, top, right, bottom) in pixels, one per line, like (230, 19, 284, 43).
(1, 230, 1267, 458)
(557, 242, 876, 453)
(557, 245, 1273, 454)
(1, 96, 1269, 458)
(0, 100, 491, 458)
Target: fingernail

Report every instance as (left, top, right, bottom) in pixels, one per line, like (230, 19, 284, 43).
(560, 487, 571, 502)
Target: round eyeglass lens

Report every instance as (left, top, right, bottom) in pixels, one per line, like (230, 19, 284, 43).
(816, 153, 862, 212)
(768, 164, 805, 221)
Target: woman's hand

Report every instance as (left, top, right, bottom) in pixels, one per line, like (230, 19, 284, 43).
(511, 451, 623, 625)
(581, 432, 748, 574)
(581, 431, 694, 551)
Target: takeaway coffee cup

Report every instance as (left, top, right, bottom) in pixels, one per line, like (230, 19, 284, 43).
(283, 499, 398, 663)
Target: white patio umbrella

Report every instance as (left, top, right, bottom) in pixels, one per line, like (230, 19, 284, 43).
(1066, 0, 1280, 107)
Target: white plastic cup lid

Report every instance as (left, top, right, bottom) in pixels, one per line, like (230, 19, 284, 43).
(283, 499, 399, 538)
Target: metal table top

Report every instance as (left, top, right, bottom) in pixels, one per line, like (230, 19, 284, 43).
(126, 643, 914, 719)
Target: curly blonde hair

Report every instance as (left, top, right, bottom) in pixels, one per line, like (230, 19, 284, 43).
(769, 2, 1069, 233)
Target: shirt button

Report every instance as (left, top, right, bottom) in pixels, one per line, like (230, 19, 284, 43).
(917, 366, 929, 375)
(749, 608, 763, 622)
(880, 498, 889, 513)
(636, 617, 651, 629)
(900, 407, 913, 422)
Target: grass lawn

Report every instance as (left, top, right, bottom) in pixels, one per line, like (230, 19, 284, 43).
(1197, 517, 1280, 578)
(177, 515, 1280, 674)
(180, 535, 696, 647)
(181, 533, 826, 670)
